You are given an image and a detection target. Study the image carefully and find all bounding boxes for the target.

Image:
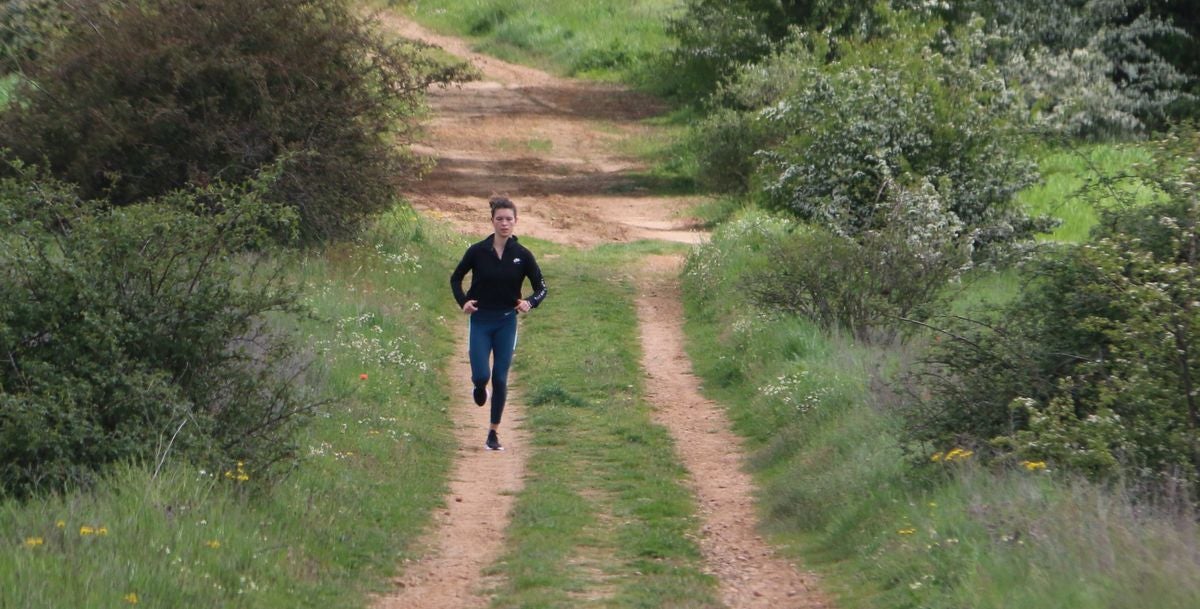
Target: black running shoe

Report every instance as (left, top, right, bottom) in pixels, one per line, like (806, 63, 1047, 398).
(485, 430, 503, 451)
(473, 386, 486, 407)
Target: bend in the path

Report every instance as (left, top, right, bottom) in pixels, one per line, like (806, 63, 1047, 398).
(636, 254, 833, 609)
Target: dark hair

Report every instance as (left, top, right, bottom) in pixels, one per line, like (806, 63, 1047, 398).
(489, 195, 517, 218)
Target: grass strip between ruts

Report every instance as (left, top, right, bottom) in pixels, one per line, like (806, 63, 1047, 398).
(485, 239, 721, 609)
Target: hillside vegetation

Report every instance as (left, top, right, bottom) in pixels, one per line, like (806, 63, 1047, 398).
(2, 0, 1199, 607)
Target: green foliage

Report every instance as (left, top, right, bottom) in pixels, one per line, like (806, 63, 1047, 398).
(742, 29, 1041, 245)
(0, 0, 473, 241)
(908, 127, 1200, 485)
(0, 162, 312, 498)
(0, 0, 70, 73)
(662, 0, 904, 101)
(401, 0, 677, 82)
(683, 194, 1200, 609)
(948, 0, 1192, 135)
(739, 182, 973, 341)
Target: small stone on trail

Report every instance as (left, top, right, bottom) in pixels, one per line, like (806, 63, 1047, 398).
(455, 497, 463, 502)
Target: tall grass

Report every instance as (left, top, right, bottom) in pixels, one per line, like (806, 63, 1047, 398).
(681, 208, 1200, 609)
(393, 0, 680, 82)
(0, 205, 463, 608)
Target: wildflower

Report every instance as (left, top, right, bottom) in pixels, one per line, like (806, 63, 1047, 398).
(898, 527, 917, 535)
(97, 526, 109, 536)
(56, 520, 65, 529)
(80, 526, 95, 536)
(360, 373, 368, 380)
(24, 537, 44, 548)
(206, 540, 221, 549)
(1021, 460, 1048, 471)
(224, 461, 250, 482)
(123, 592, 139, 604)
(930, 452, 944, 462)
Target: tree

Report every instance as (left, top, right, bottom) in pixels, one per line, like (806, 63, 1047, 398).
(0, 0, 473, 241)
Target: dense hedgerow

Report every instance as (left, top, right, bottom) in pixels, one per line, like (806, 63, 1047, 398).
(0, 162, 315, 498)
(906, 127, 1200, 486)
(0, 0, 473, 241)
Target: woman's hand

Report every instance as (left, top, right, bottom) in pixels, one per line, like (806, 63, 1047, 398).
(462, 300, 478, 314)
(515, 299, 532, 313)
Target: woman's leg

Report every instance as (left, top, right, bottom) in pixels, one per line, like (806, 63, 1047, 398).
(468, 314, 494, 399)
(488, 314, 519, 426)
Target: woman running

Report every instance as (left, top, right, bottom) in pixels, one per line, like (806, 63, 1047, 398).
(450, 196, 548, 451)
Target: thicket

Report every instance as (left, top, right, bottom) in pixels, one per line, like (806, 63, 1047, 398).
(0, 162, 314, 498)
(0, 0, 472, 241)
(690, 23, 1046, 341)
(666, 0, 1194, 133)
(907, 127, 1200, 485)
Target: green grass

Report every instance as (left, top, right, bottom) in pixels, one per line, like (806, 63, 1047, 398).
(0, 74, 16, 109)
(0, 205, 463, 608)
(1019, 143, 1156, 242)
(392, 0, 680, 82)
(488, 239, 721, 609)
(680, 207, 1200, 609)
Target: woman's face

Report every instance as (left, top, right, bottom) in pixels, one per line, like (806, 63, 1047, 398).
(492, 208, 517, 238)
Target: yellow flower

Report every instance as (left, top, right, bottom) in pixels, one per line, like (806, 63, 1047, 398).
(930, 452, 944, 462)
(123, 592, 139, 604)
(55, 520, 66, 529)
(1021, 460, 1048, 471)
(96, 526, 109, 536)
(206, 539, 221, 549)
(225, 461, 250, 482)
(24, 537, 44, 548)
(80, 526, 95, 536)
(898, 527, 917, 535)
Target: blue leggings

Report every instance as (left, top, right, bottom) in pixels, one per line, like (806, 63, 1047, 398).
(469, 309, 518, 425)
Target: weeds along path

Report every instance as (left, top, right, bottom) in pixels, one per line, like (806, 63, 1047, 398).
(373, 11, 829, 609)
(636, 255, 831, 609)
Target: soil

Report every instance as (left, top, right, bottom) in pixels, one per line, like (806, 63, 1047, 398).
(371, 13, 831, 609)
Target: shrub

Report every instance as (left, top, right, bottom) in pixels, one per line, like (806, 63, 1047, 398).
(0, 0, 473, 241)
(948, 0, 1192, 136)
(741, 179, 973, 342)
(663, 0, 903, 102)
(906, 127, 1200, 486)
(0, 161, 316, 498)
(747, 29, 1042, 245)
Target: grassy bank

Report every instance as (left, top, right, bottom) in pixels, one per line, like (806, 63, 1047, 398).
(1, 206, 462, 608)
(681, 208, 1200, 609)
(392, 0, 679, 82)
(489, 240, 720, 609)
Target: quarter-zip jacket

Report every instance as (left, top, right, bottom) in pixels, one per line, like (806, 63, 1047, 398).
(450, 235, 548, 311)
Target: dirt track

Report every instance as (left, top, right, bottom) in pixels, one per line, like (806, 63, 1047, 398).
(372, 13, 830, 609)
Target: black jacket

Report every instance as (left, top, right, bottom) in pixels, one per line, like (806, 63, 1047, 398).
(450, 235, 547, 311)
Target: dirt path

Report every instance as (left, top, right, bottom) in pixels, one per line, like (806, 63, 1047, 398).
(637, 256, 831, 608)
(372, 13, 830, 609)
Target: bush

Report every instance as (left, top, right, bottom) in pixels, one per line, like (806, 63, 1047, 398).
(663, 0, 902, 102)
(742, 179, 973, 342)
(0, 0, 473, 241)
(948, 0, 1192, 135)
(906, 127, 1200, 486)
(0, 162, 315, 498)
(747, 29, 1042, 245)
